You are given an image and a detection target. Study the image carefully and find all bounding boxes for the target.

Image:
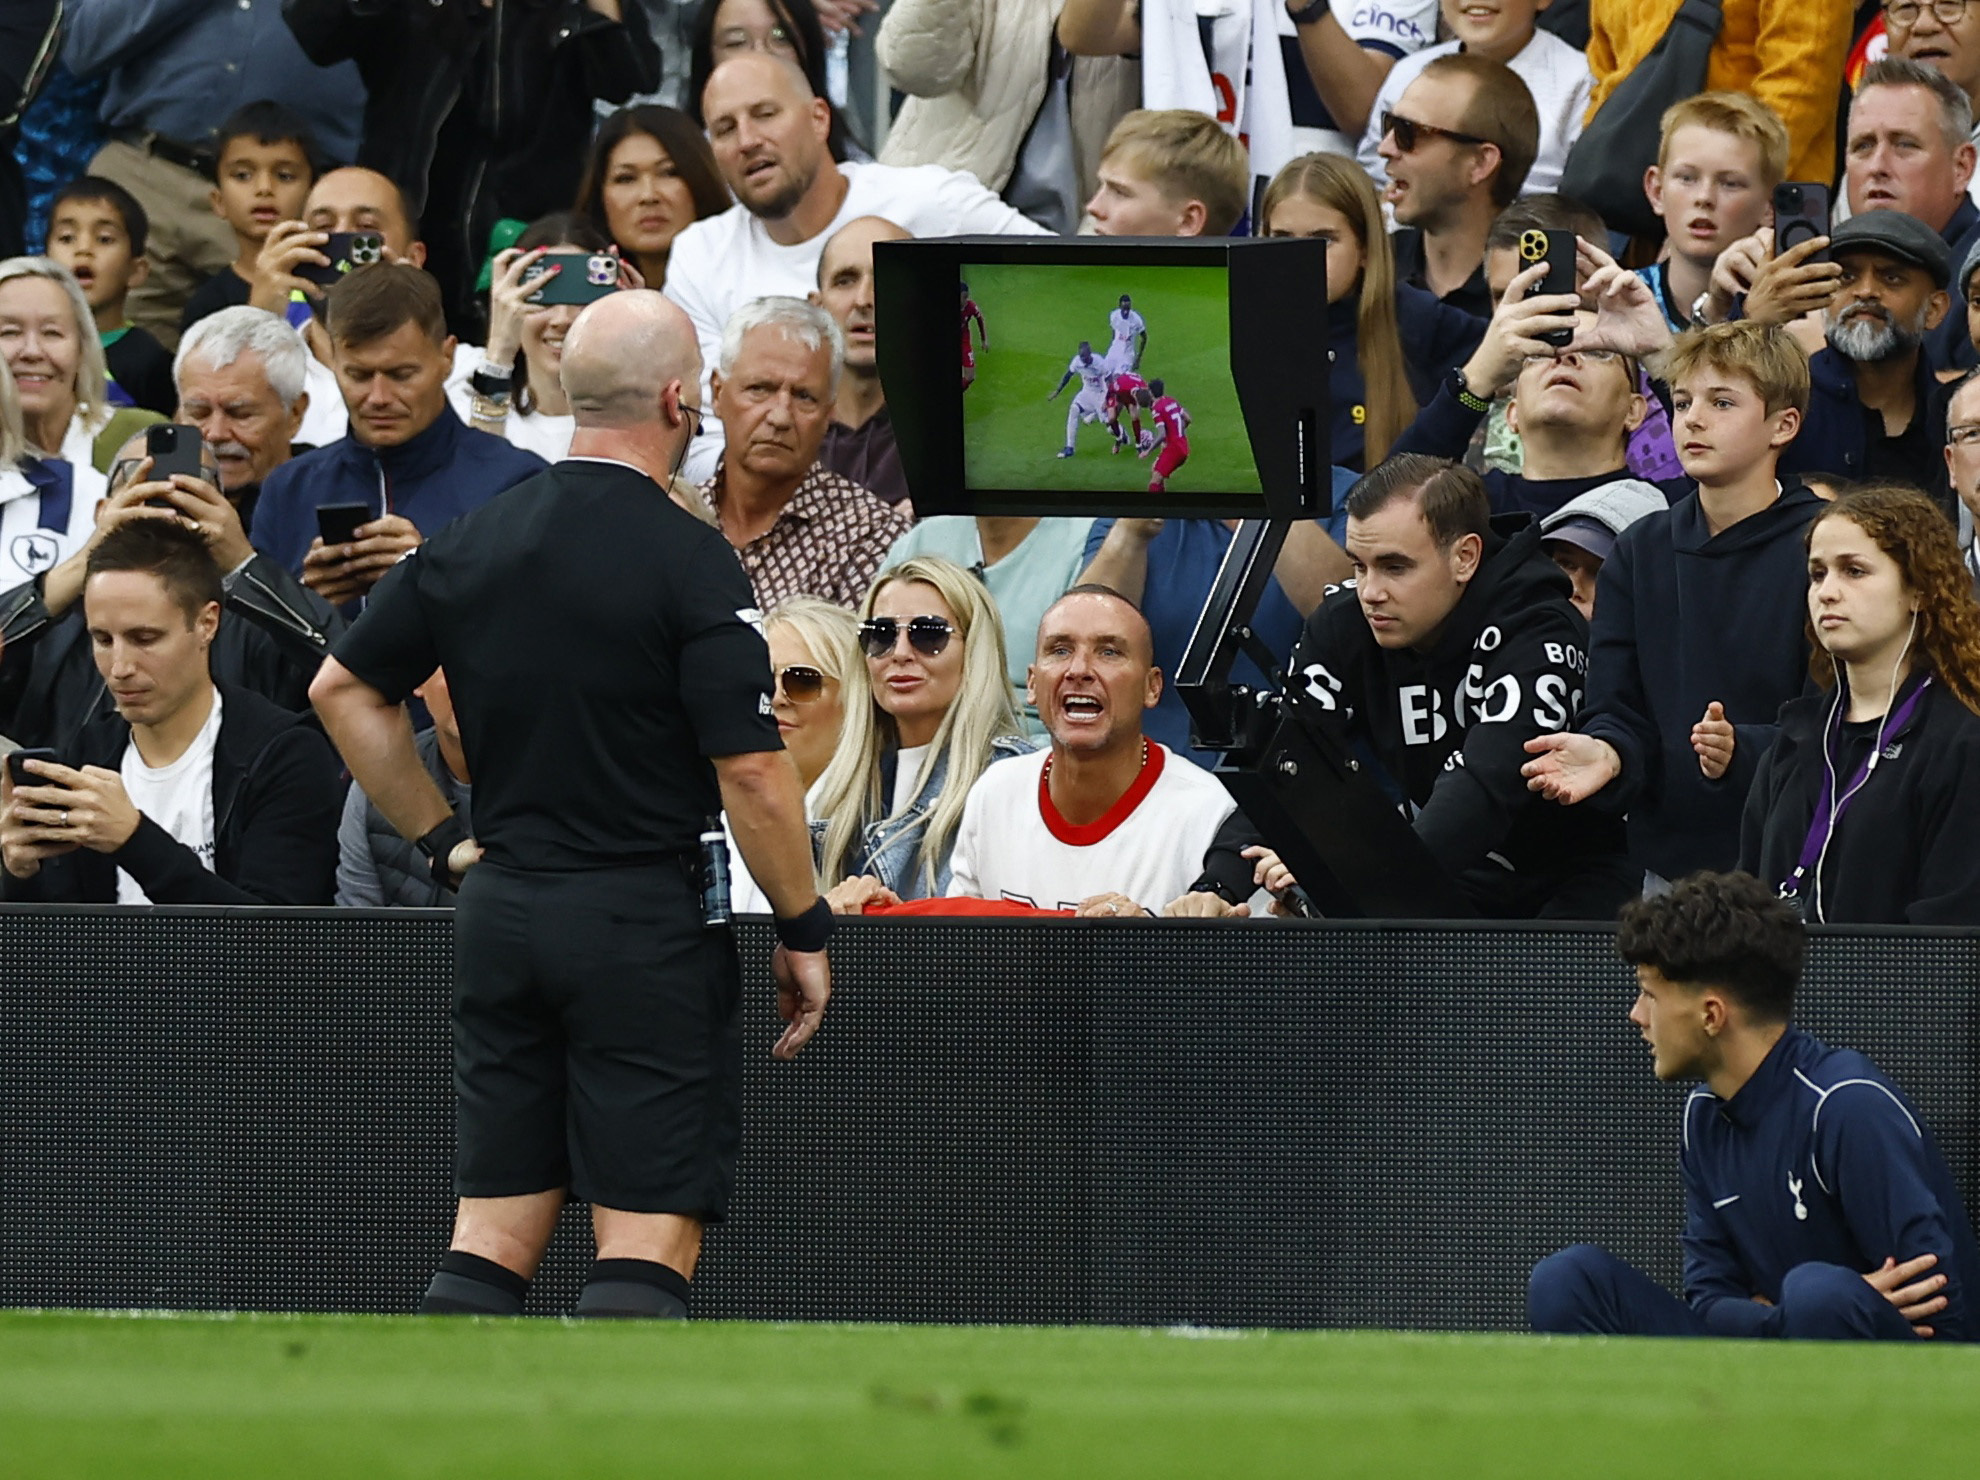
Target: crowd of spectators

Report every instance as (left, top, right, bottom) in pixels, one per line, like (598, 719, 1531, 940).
(4, 0, 1980, 932)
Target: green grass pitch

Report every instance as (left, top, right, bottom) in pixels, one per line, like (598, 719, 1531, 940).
(961, 262, 1263, 497)
(5, 1311, 1977, 1477)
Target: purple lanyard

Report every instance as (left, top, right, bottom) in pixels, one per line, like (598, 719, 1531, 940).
(1781, 675, 1933, 897)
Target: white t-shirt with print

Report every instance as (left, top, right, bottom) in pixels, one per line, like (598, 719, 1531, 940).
(117, 689, 223, 905)
(947, 743, 1235, 912)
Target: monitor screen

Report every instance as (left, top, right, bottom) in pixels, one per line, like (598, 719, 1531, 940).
(876, 236, 1330, 522)
(960, 262, 1264, 503)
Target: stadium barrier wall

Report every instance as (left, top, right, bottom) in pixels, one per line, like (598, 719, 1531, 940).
(3, 909, 1975, 1330)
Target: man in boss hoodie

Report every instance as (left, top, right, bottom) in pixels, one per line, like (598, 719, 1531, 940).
(1256, 454, 1633, 919)
(1524, 322, 1820, 883)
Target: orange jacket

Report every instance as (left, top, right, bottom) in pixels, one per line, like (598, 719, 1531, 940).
(1586, 0, 1856, 185)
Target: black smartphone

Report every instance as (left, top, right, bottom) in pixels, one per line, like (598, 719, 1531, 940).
(295, 229, 387, 290)
(144, 424, 206, 499)
(7, 748, 63, 793)
(1773, 182, 1831, 258)
(315, 501, 372, 548)
(1518, 228, 1578, 348)
(521, 251, 622, 307)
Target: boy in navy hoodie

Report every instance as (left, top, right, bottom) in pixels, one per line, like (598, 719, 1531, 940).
(1523, 321, 1821, 882)
(1530, 871, 1975, 1342)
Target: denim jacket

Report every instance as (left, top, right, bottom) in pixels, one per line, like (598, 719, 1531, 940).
(818, 734, 1033, 899)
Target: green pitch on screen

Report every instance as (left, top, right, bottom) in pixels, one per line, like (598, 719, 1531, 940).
(6, 1311, 1979, 1478)
(961, 263, 1263, 498)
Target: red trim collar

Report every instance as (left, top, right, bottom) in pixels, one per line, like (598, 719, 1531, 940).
(1038, 742, 1165, 846)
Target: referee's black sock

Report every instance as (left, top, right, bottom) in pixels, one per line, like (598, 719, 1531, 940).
(572, 1258, 689, 1320)
(419, 1250, 529, 1316)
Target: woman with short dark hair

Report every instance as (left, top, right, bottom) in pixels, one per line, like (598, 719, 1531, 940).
(572, 106, 732, 292)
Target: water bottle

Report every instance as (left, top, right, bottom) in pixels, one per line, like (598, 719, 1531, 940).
(699, 825, 732, 927)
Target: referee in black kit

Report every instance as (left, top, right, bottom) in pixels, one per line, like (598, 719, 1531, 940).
(310, 290, 832, 1320)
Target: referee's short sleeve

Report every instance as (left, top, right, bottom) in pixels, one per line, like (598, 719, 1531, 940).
(331, 553, 440, 705)
(676, 532, 782, 758)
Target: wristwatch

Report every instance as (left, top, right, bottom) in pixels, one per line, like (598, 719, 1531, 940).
(1448, 364, 1490, 414)
(1689, 291, 1716, 329)
(415, 814, 471, 888)
(469, 362, 513, 401)
(1287, 0, 1330, 25)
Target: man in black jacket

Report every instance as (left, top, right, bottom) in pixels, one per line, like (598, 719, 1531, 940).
(1181, 455, 1634, 920)
(1, 519, 341, 904)
(0, 429, 342, 750)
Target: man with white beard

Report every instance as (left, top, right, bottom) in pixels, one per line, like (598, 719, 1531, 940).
(1778, 211, 1957, 518)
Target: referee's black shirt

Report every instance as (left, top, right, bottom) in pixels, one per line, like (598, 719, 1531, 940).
(333, 458, 782, 871)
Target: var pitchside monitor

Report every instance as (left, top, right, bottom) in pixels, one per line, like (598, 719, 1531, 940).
(875, 237, 1330, 520)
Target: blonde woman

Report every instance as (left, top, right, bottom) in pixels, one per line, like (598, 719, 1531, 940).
(729, 598, 861, 913)
(1258, 154, 1482, 471)
(813, 555, 1030, 906)
(0, 257, 161, 487)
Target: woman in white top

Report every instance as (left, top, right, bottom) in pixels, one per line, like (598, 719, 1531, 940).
(0, 257, 157, 495)
(814, 555, 1030, 905)
(457, 213, 627, 463)
(728, 597, 860, 912)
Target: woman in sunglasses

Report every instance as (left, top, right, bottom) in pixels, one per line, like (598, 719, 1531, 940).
(728, 598, 859, 913)
(811, 555, 1029, 904)
(1258, 153, 1481, 472)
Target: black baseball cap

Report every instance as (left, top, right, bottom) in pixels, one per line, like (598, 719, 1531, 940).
(1827, 210, 1952, 289)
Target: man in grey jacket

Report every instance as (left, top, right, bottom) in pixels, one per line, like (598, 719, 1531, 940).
(336, 666, 469, 908)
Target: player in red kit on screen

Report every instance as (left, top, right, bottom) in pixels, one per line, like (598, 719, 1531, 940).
(960, 282, 987, 390)
(1141, 379, 1190, 492)
(1106, 369, 1149, 454)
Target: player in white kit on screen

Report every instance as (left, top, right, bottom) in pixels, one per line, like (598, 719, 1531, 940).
(1102, 294, 1147, 375)
(1048, 341, 1112, 458)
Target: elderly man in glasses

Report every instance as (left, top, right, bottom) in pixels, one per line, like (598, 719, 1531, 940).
(1375, 51, 1542, 320)
(700, 295, 909, 610)
(1942, 369, 1980, 588)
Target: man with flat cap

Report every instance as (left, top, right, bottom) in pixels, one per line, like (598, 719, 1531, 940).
(1772, 210, 1958, 516)
(310, 289, 834, 1321)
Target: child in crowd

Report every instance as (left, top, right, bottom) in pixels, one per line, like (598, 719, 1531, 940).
(180, 102, 319, 335)
(1084, 110, 1249, 239)
(1524, 321, 1823, 885)
(1358, 0, 1594, 199)
(43, 178, 174, 416)
(1638, 93, 1790, 334)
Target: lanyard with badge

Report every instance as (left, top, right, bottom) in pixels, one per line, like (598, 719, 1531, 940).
(1778, 675, 1932, 917)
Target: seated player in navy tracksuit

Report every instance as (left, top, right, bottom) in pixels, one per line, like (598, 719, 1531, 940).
(1530, 871, 1979, 1341)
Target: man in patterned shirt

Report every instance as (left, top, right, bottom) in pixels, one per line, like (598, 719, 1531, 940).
(701, 296, 909, 609)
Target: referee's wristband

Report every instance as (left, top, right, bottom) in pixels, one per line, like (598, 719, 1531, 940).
(774, 897, 834, 953)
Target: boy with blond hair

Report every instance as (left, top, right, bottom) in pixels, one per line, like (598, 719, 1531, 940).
(1639, 92, 1791, 333)
(1085, 110, 1250, 238)
(1524, 322, 1822, 885)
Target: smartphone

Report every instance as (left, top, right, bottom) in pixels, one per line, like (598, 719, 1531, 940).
(1518, 228, 1578, 349)
(144, 424, 206, 499)
(6, 748, 64, 793)
(1773, 182, 1831, 258)
(521, 251, 622, 307)
(315, 501, 372, 548)
(295, 229, 387, 290)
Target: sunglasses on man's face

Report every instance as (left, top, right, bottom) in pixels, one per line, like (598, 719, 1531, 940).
(858, 615, 955, 659)
(1381, 111, 1489, 154)
(775, 664, 827, 703)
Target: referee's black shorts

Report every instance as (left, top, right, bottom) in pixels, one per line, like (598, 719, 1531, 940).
(450, 858, 743, 1217)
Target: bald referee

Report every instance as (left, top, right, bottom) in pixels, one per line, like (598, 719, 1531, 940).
(311, 290, 832, 1320)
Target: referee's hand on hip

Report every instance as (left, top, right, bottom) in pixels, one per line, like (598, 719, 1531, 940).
(771, 944, 831, 1059)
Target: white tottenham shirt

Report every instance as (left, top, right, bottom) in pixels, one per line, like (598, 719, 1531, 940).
(117, 691, 223, 905)
(0, 456, 97, 587)
(947, 743, 1235, 913)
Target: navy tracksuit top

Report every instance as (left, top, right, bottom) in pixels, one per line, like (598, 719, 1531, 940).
(1679, 1028, 1978, 1339)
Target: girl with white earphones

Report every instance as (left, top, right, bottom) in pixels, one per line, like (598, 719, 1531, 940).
(1741, 485, 1980, 924)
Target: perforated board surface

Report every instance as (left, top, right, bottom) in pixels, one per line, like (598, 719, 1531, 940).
(2, 910, 1974, 1329)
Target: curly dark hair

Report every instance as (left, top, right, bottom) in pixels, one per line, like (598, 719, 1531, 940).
(1616, 872, 1804, 1023)
(1806, 485, 1980, 716)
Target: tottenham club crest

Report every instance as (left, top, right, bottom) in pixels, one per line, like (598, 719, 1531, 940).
(11, 532, 60, 577)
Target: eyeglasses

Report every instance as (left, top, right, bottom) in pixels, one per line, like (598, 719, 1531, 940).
(858, 615, 955, 659)
(775, 664, 827, 702)
(1950, 423, 1980, 446)
(1380, 111, 1490, 154)
(1520, 348, 1623, 367)
(1884, 0, 1977, 28)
